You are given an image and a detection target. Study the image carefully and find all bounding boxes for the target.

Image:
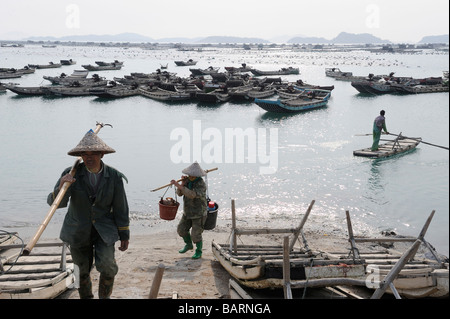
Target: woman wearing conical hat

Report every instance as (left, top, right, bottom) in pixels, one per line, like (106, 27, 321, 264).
(47, 130, 129, 299)
(170, 162, 207, 259)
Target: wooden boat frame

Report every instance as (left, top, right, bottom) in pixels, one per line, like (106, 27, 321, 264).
(1, 240, 75, 299)
(353, 132, 422, 158)
(213, 199, 448, 299)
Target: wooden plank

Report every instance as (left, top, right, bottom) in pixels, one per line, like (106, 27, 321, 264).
(0, 271, 62, 282)
(0, 273, 74, 299)
(229, 279, 253, 299)
(212, 245, 263, 280)
(0, 271, 69, 290)
(2, 263, 63, 274)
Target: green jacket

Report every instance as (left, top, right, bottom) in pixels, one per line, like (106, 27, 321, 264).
(176, 177, 207, 219)
(48, 162, 129, 247)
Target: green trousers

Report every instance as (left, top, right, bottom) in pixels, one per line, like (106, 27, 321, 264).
(177, 214, 206, 243)
(69, 227, 118, 299)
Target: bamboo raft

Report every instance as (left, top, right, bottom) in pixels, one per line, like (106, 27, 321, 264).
(0, 239, 75, 299)
(353, 135, 422, 158)
(213, 200, 449, 299)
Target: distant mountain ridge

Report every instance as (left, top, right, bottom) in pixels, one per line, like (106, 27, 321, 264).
(18, 32, 450, 44)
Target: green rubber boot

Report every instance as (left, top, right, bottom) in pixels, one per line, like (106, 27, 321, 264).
(179, 235, 193, 254)
(192, 241, 203, 259)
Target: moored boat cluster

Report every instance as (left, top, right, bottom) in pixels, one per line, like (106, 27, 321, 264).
(1, 60, 333, 112)
(326, 68, 449, 94)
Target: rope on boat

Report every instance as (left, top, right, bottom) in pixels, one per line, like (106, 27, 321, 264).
(0, 229, 24, 274)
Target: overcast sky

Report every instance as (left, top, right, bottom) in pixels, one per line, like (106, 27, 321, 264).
(1, 0, 448, 42)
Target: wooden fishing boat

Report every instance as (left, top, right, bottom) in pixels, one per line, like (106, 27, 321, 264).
(189, 66, 220, 76)
(174, 59, 197, 66)
(246, 86, 276, 100)
(82, 64, 122, 71)
(4, 84, 53, 96)
(48, 79, 108, 97)
(250, 67, 299, 76)
(0, 240, 75, 299)
(224, 63, 253, 73)
(325, 67, 353, 78)
(95, 60, 124, 66)
(0, 70, 22, 79)
(139, 87, 191, 101)
(43, 70, 90, 84)
(215, 200, 449, 299)
(351, 80, 398, 94)
(254, 89, 331, 113)
(28, 62, 61, 69)
(60, 59, 76, 65)
(353, 135, 422, 158)
(90, 83, 141, 98)
(196, 89, 230, 103)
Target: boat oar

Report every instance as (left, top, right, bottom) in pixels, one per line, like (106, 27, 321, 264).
(150, 167, 218, 192)
(22, 122, 112, 256)
(387, 133, 449, 151)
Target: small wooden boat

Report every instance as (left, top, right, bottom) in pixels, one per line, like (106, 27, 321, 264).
(43, 70, 90, 84)
(254, 89, 331, 113)
(250, 67, 299, 76)
(4, 84, 53, 96)
(60, 59, 76, 65)
(351, 80, 398, 94)
(95, 60, 124, 66)
(325, 67, 353, 78)
(0, 71, 22, 79)
(82, 64, 122, 71)
(353, 135, 422, 158)
(224, 63, 253, 73)
(246, 86, 276, 100)
(90, 83, 141, 98)
(0, 240, 74, 299)
(28, 62, 62, 69)
(189, 66, 220, 76)
(1, 66, 35, 76)
(139, 87, 191, 102)
(174, 59, 197, 66)
(196, 89, 230, 103)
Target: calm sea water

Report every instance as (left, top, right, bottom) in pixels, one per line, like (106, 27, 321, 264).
(1, 45, 448, 256)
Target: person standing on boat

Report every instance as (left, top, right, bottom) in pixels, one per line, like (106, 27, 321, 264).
(47, 130, 130, 299)
(371, 110, 389, 151)
(170, 162, 207, 259)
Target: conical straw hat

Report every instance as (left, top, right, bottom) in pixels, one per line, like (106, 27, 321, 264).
(67, 129, 116, 156)
(182, 162, 206, 177)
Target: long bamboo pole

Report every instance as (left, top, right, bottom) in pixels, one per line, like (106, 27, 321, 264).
(150, 167, 218, 192)
(22, 122, 108, 256)
(387, 133, 449, 150)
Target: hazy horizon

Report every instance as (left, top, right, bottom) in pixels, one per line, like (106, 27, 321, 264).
(1, 0, 449, 43)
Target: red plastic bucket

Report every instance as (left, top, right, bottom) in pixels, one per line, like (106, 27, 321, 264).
(159, 198, 180, 220)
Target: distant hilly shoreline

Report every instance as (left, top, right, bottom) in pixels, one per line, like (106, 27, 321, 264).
(12, 32, 449, 44)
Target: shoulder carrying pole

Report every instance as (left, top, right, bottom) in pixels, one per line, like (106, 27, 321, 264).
(22, 122, 111, 256)
(150, 167, 218, 192)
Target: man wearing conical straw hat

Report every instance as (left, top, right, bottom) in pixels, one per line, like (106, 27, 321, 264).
(47, 130, 130, 299)
(171, 162, 207, 259)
